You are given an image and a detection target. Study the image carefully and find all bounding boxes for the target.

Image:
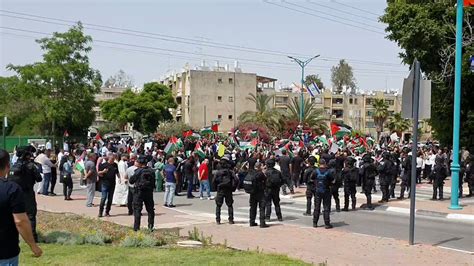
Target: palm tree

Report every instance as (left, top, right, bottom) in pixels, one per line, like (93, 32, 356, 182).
(372, 98, 389, 141)
(284, 98, 328, 134)
(239, 93, 280, 130)
(387, 112, 411, 137)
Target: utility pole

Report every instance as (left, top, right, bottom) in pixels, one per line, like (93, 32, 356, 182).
(449, 0, 464, 210)
(2, 116, 7, 150)
(288, 55, 320, 125)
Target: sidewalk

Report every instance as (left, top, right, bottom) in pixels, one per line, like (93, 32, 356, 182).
(36, 194, 473, 265)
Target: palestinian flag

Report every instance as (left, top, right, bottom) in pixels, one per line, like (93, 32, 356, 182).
(183, 130, 193, 138)
(200, 126, 213, 135)
(250, 130, 258, 138)
(330, 122, 352, 138)
(164, 136, 179, 154)
(194, 141, 206, 159)
(75, 158, 85, 174)
(366, 137, 375, 147)
(317, 136, 329, 147)
(212, 124, 219, 132)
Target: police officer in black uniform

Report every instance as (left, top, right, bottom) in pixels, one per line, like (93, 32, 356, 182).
(342, 157, 358, 211)
(129, 155, 156, 231)
(377, 152, 394, 203)
(9, 146, 42, 242)
(328, 159, 341, 212)
(398, 151, 412, 200)
(303, 156, 317, 216)
(213, 156, 235, 225)
(359, 154, 377, 210)
(264, 159, 283, 222)
(247, 162, 268, 228)
(312, 159, 334, 229)
(389, 153, 400, 199)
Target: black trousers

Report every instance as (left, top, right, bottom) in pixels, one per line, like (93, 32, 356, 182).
(432, 181, 444, 200)
(364, 179, 374, 207)
(265, 188, 282, 220)
(99, 184, 115, 215)
(399, 175, 411, 198)
(249, 191, 265, 224)
(215, 190, 233, 222)
(133, 190, 155, 231)
(389, 177, 397, 198)
(127, 187, 134, 215)
(416, 168, 422, 183)
(24, 191, 38, 242)
(331, 185, 341, 211)
(380, 178, 390, 202)
(313, 192, 331, 226)
(343, 184, 356, 210)
(305, 187, 314, 214)
(62, 176, 73, 199)
(50, 168, 57, 193)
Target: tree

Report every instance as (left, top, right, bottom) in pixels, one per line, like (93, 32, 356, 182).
(104, 69, 134, 88)
(331, 59, 356, 93)
(7, 23, 102, 136)
(381, 1, 474, 148)
(387, 112, 411, 137)
(284, 98, 328, 134)
(157, 121, 193, 138)
(238, 93, 280, 131)
(100, 82, 176, 134)
(304, 74, 325, 90)
(372, 99, 389, 141)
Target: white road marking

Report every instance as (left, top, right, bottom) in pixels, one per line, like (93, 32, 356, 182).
(386, 206, 412, 214)
(446, 213, 474, 221)
(438, 246, 474, 255)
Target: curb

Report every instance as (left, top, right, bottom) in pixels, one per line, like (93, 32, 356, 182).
(375, 206, 474, 222)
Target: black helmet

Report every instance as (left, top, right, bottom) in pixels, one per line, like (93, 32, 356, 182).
(265, 159, 276, 168)
(363, 154, 373, 163)
(346, 157, 356, 167)
(328, 159, 337, 168)
(307, 156, 316, 165)
(382, 152, 390, 160)
(137, 155, 147, 165)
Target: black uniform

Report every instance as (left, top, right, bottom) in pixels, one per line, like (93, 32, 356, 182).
(466, 160, 474, 197)
(264, 160, 283, 221)
(398, 155, 412, 199)
(213, 159, 235, 224)
(312, 165, 334, 228)
(247, 169, 267, 227)
(129, 166, 156, 231)
(303, 159, 317, 215)
(342, 159, 358, 211)
(432, 158, 447, 200)
(359, 156, 377, 209)
(329, 159, 341, 212)
(377, 153, 394, 203)
(389, 153, 400, 198)
(8, 151, 42, 242)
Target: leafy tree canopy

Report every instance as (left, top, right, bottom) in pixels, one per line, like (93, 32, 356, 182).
(104, 69, 134, 88)
(100, 82, 176, 134)
(381, 0, 474, 148)
(331, 59, 356, 93)
(5, 23, 101, 136)
(304, 74, 325, 90)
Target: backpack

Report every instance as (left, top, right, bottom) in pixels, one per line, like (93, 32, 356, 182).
(135, 167, 155, 191)
(243, 171, 258, 194)
(8, 161, 30, 192)
(267, 169, 283, 188)
(59, 156, 68, 172)
(314, 169, 330, 194)
(365, 163, 378, 179)
(217, 169, 238, 191)
(348, 168, 358, 183)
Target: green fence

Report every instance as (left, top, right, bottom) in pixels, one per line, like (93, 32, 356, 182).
(0, 135, 88, 152)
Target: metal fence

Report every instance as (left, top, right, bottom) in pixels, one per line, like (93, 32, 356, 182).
(0, 135, 87, 152)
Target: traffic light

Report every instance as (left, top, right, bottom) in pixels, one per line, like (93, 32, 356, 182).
(465, 0, 474, 7)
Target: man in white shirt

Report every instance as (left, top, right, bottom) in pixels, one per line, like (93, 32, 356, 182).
(34, 149, 55, 196)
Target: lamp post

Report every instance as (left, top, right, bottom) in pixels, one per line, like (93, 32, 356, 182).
(288, 55, 320, 124)
(449, 0, 464, 210)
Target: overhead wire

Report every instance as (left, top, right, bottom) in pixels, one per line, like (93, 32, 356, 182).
(333, 0, 382, 18)
(305, 0, 379, 23)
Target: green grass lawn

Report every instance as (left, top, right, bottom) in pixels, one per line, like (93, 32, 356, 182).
(20, 243, 310, 266)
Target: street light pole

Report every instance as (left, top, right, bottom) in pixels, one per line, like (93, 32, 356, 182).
(288, 55, 320, 124)
(449, 0, 464, 210)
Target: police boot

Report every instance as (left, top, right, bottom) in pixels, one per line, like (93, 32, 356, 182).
(366, 195, 373, 210)
(352, 201, 356, 211)
(304, 198, 312, 216)
(323, 211, 332, 229)
(335, 198, 341, 212)
(228, 205, 235, 224)
(439, 186, 444, 200)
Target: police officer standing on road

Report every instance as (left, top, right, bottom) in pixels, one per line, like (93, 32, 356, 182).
(398, 150, 412, 200)
(431, 157, 448, 200)
(359, 154, 377, 210)
(244, 161, 268, 228)
(341, 157, 358, 211)
(264, 159, 283, 222)
(312, 159, 334, 229)
(213, 156, 235, 225)
(129, 156, 156, 231)
(303, 156, 317, 216)
(328, 159, 341, 212)
(9, 146, 42, 242)
(377, 152, 394, 203)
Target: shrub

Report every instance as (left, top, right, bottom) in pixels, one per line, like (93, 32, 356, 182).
(84, 231, 111, 245)
(120, 232, 162, 247)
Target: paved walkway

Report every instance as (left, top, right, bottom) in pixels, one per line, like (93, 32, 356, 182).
(36, 193, 473, 265)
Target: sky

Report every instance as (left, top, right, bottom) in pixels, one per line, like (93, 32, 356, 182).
(0, 0, 408, 91)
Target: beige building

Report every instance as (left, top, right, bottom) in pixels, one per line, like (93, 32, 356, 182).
(93, 86, 128, 127)
(262, 89, 404, 137)
(160, 64, 276, 132)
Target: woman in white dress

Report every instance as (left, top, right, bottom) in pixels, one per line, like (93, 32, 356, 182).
(113, 154, 129, 206)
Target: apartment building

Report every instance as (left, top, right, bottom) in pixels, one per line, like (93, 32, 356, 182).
(92, 86, 128, 127)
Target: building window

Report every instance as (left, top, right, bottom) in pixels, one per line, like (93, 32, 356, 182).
(349, 98, 353, 104)
(218, 114, 222, 120)
(366, 98, 374, 105)
(275, 96, 288, 104)
(218, 78, 223, 84)
(218, 96, 222, 102)
(355, 98, 358, 105)
(366, 121, 375, 128)
(229, 78, 233, 84)
(228, 115, 233, 120)
(385, 99, 394, 106)
(366, 110, 374, 117)
(332, 109, 343, 119)
(332, 98, 343, 104)
(228, 96, 233, 102)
